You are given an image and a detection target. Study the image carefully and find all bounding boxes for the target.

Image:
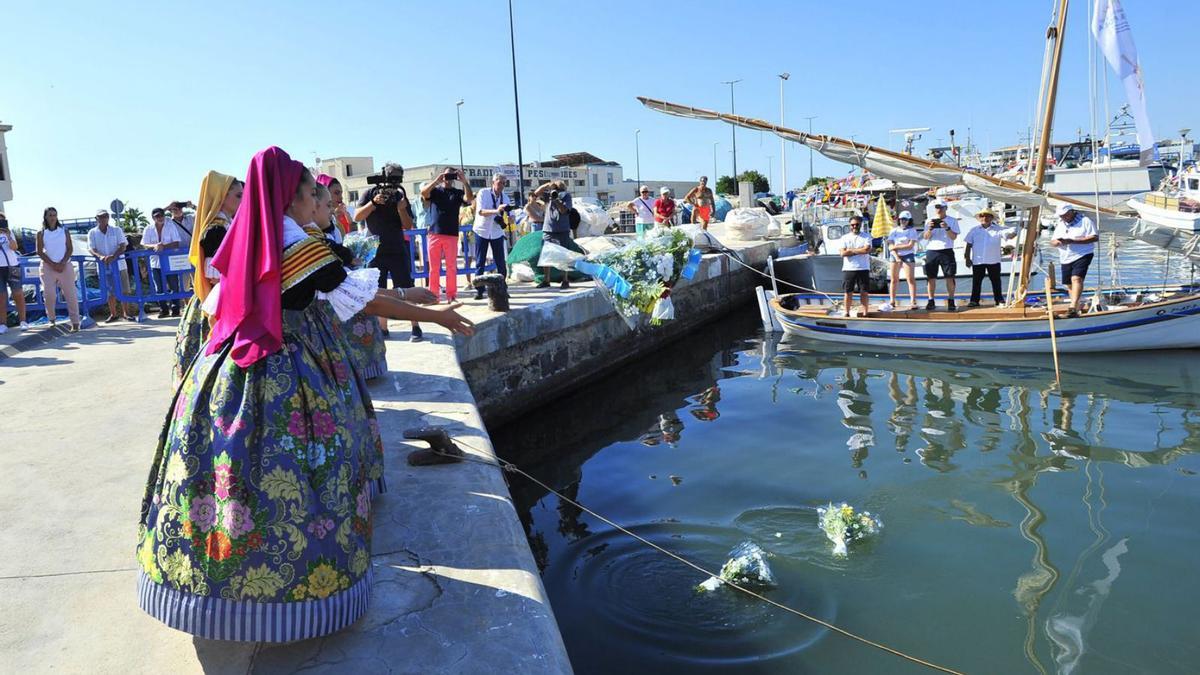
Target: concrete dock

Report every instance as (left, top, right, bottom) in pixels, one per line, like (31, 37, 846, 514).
(0, 223, 785, 673)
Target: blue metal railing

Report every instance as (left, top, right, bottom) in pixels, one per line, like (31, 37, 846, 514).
(5, 231, 500, 323)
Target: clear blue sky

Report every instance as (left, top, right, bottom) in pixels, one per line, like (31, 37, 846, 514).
(3, 0, 1195, 225)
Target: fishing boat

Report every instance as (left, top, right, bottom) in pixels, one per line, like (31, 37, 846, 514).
(1127, 170, 1200, 233)
(641, 0, 1200, 353)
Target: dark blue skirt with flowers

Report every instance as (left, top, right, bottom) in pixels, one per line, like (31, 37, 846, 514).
(137, 301, 385, 642)
(172, 296, 208, 388)
(342, 311, 388, 380)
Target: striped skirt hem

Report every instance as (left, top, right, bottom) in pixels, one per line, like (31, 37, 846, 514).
(359, 358, 388, 380)
(137, 568, 371, 642)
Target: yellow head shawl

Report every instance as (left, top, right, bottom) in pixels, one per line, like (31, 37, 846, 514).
(189, 170, 237, 302)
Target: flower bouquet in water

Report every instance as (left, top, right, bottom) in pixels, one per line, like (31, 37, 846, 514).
(697, 541, 776, 592)
(817, 503, 882, 557)
(342, 231, 380, 266)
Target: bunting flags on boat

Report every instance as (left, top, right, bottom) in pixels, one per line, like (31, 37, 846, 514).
(870, 195, 894, 238)
(1092, 0, 1158, 166)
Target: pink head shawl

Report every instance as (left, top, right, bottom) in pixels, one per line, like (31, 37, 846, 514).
(315, 173, 335, 187)
(206, 146, 305, 367)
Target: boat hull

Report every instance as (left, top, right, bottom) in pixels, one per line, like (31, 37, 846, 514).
(1126, 197, 1200, 233)
(771, 292, 1200, 353)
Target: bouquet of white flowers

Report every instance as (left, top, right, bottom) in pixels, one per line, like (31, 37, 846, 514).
(817, 503, 882, 557)
(580, 228, 699, 328)
(342, 231, 380, 266)
(696, 541, 776, 593)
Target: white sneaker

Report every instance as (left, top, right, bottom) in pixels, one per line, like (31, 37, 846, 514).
(0, 324, 7, 334)
(879, 302, 894, 312)
(18, 322, 29, 329)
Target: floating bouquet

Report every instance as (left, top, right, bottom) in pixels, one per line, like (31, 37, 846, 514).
(817, 502, 882, 557)
(342, 231, 380, 266)
(697, 541, 776, 592)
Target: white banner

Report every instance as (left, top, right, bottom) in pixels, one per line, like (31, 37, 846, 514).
(1092, 0, 1158, 165)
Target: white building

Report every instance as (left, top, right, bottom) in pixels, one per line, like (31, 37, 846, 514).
(313, 152, 635, 207)
(0, 122, 13, 212)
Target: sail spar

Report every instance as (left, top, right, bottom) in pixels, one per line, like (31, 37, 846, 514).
(637, 96, 1125, 215)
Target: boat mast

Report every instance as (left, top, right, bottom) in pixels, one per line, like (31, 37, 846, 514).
(1016, 0, 1071, 304)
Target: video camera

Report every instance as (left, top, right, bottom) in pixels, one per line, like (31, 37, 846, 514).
(367, 163, 407, 203)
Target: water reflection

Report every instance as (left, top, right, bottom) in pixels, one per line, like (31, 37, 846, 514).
(497, 310, 1200, 674)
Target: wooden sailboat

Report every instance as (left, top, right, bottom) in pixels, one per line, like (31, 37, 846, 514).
(640, 0, 1200, 353)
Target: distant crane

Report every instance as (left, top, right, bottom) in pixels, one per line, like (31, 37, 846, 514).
(889, 127, 931, 155)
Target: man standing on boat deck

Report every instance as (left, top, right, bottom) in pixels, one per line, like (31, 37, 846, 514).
(922, 201, 960, 311)
(839, 216, 873, 317)
(963, 208, 1017, 307)
(1050, 203, 1098, 316)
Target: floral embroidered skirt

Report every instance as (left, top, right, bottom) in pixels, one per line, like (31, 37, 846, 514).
(342, 311, 388, 380)
(172, 295, 208, 388)
(137, 302, 385, 642)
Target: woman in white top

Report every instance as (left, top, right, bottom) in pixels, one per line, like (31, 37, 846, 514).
(626, 186, 656, 239)
(885, 210, 920, 310)
(35, 207, 82, 330)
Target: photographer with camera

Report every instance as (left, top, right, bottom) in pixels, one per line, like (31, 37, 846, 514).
(355, 162, 422, 339)
(921, 200, 960, 312)
(472, 173, 512, 298)
(534, 180, 574, 290)
(420, 166, 474, 303)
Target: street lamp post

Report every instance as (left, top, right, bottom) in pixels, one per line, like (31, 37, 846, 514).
(507, 0, 526, 205)
(721, 79, 741, 186)
(455, 100, 465, 173)
(635, 129, 642, 198)
(779, 73, 789, 197)
(802, 115, 818, 184)
(767, 155, 773, 193)
(713, 141, 719, 188)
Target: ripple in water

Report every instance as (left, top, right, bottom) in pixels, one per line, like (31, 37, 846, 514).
(544, 523, 837, 668)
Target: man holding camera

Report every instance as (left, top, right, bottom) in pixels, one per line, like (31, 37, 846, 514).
(420, 167, 474, 303)
(355, 163, 420, 338)
(534, 180, 573, 290)
(472, 173, 512, 299)
(922, 200, 960, 311)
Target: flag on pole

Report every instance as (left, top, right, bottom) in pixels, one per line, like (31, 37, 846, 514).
(870, 194, 894, 239)
(1092, 0, 1158, 165)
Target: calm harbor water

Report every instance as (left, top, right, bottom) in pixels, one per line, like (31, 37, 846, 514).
(494, 264, 1200, 673)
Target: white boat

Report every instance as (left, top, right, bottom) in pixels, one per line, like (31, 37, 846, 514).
(1126, 171, 1200, 233)
(770, 287, 1200, 353)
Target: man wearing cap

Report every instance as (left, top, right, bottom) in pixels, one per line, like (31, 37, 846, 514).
(87, 209, 132, 322)
(922, 200, 961, 311)
(684, 176, 715, 230)
(886, 210, 920, 310)
(627, 185, 656, 238)
(1050, 204, 1098, 316)
(142, 207, 184, 317)
(838, 216, 874, 317)
(962, 207, 1017, 308)
(654, 187, 676, 227)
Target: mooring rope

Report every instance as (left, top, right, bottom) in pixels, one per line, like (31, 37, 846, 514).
(428, 445, 965, 674)
(716, 248, 839, 303)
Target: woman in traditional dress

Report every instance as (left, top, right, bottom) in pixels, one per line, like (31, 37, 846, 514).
(137, 147, 474, 642)
(172, 171, 243, 386)
(310, 179, 390, 380)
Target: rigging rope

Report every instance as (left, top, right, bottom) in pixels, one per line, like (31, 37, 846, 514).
(430, 443, 965, 674)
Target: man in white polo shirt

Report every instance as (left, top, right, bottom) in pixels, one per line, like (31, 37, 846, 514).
(962, 207, 1017, 307)
(1050, 203, 1099, 316)
(838, 216, 874, 317)
(626, 185, 656, 238)
(87, 208, 133, 322)
(922, 200, 961, 311)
